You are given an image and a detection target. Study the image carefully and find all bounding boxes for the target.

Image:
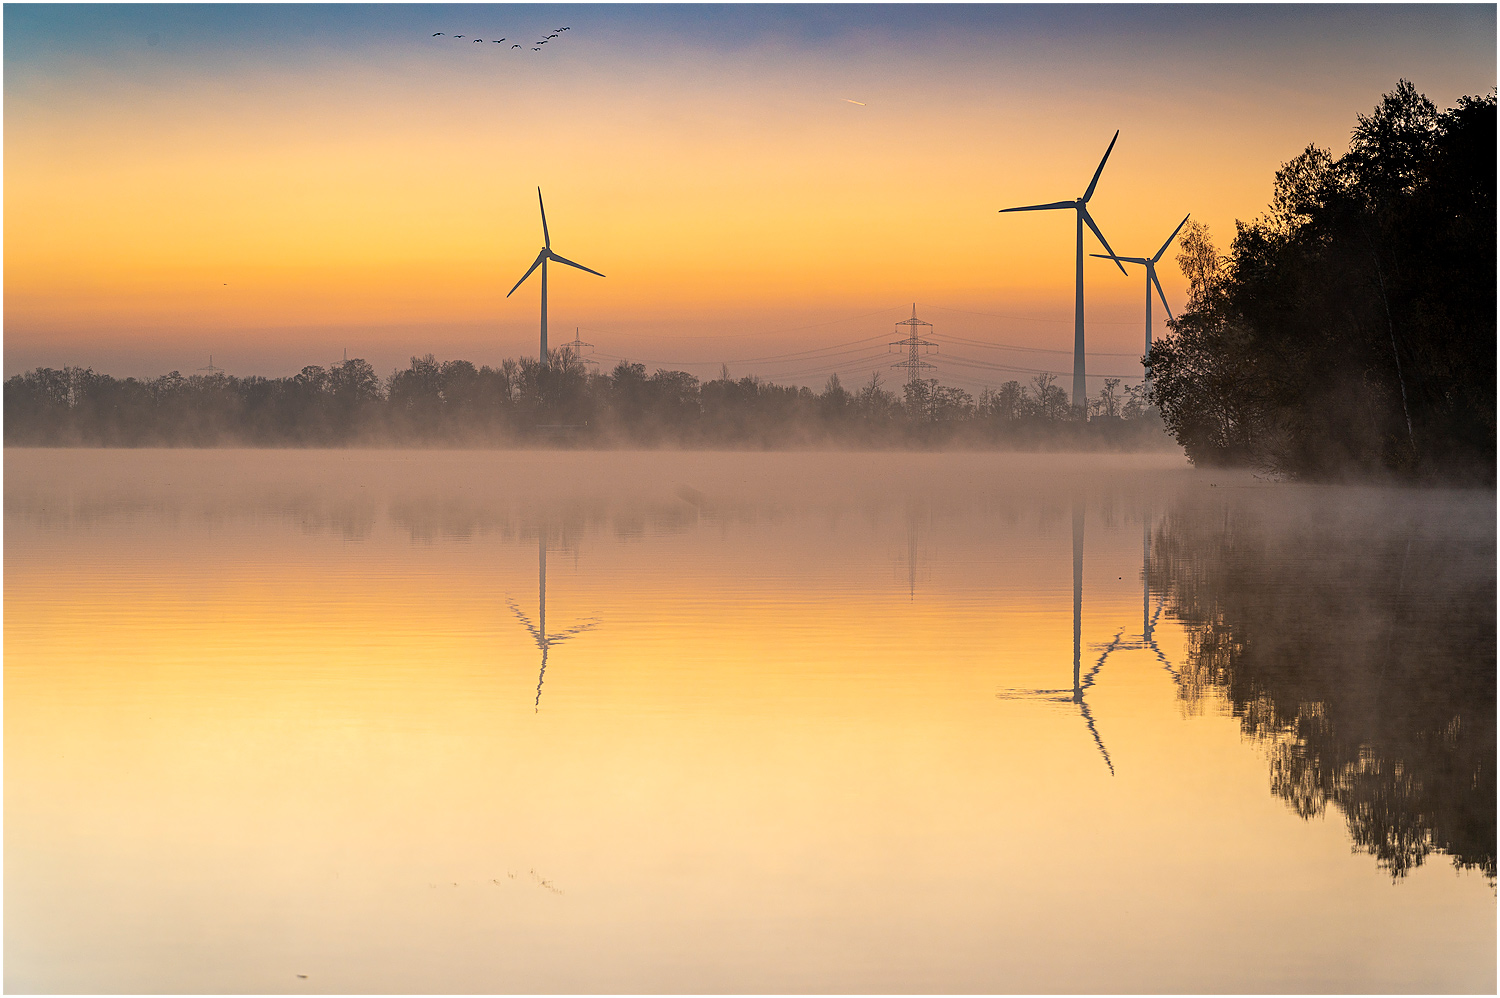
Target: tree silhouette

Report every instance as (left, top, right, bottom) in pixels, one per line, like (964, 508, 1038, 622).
(1149, 82, 1495, 480)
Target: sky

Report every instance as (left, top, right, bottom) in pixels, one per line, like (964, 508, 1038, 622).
(5, 3, 1495, 390)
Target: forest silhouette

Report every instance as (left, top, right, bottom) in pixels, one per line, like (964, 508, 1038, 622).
(1148, 82, 1495, 481)
(4, 354, 1170, 450)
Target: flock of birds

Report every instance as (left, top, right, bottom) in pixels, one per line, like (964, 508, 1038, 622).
(431, 25, 570, 51)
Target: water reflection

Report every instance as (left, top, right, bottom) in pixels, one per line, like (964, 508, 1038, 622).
(507, 528, 600, 710)
(1094, 513, 1183, 689)
(996, 494, 1114, 773)
(1152, 489, 1495, 880)
(5, 451, 1493, 992)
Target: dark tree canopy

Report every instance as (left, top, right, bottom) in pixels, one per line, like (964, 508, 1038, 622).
(1148, 82, 1496, 481)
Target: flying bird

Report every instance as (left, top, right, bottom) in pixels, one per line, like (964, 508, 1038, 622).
(841, 98, 866, 105)
(474, 38, 483, 42)
(492, 38, 505, 42)
(432, 32, 444, 36)
(454, 35, 464, 38)
(531, 47, 540, 51)
(547, 33, 558, 38)
(512, 43, 521, 48)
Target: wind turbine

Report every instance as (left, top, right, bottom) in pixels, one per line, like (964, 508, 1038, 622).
(1091, 213, 1190, 384)
(507, 188, 605, 360)
(1000, 131, 1128, 412)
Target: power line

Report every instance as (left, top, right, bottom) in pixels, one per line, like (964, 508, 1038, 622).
(925, 302, 1140, 326)
(592, 338, 891, 371)
(584, 323, 1139, 369)
(729, 334, 891, 364)
(940, 331, 1143, 358)
(943, 353, 1141, 380)
(770, 354, 895, 382)
(574, 303, 908, 344)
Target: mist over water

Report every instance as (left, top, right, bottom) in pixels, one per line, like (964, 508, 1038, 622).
(6, 449, 1494, 993)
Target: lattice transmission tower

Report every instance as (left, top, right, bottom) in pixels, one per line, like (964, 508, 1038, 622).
(560, 327, 597, 367)
(889, 303, 937, 385)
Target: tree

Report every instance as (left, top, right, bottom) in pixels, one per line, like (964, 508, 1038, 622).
(1090, 378, 1123, 420)
(979, 380, 1027, 422)
(1029, 372, 1071, 421)
(1148, 82, 1495, 480)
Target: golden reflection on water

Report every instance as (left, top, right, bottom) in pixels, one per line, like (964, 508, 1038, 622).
(6, 450, 1494, 993)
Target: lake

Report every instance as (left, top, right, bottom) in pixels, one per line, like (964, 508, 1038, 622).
(5, 449, 1494, 993)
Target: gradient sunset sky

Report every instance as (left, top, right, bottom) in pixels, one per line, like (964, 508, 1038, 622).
(6, 4, 1494, 387)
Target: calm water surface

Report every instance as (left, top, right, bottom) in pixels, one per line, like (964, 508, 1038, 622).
(6, 450, 1495, 993)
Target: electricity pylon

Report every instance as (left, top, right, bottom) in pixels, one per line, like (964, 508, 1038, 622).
(560, 327, 597, 367)
(889, 303, 937, 385)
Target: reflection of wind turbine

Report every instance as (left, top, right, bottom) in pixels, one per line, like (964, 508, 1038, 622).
(1086, 510, 1183, 690)
(1000, 131, 1128, 412)
(996, 498, 1114, 774)
(1091, 214, 1190, 385)
(506, 188, 605, 361)
(902, 505, 932, 601)
(507, 529, 599, 710)
(908, 511, 918, 601)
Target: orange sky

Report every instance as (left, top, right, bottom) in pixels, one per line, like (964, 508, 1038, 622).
(5, 5, 1494, 384)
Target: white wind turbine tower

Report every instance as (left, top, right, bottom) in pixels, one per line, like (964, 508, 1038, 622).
(1000, 131, 1128, 412)
(1092, 213, 1191, 385)
(507, 188, 605, 360)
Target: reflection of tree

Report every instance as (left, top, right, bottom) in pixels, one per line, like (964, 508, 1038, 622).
(1151, 496, 1495, 880)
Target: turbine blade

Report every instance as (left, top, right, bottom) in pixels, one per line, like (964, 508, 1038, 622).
(999, 200, 1075, 213)
(1081, 208, 1128, 274)
(1082, 129, 1120, 203)
(538, 187, 550, 249)
(1152, 213, 1191, 263)
(1089, 253, 1149, 264)
(547, 251, 605, 278)
(506, 250, 547, 297)
(1151, 267, 1174, 321)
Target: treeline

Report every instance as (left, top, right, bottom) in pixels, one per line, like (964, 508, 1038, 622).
(1148, 81, 1495, 481)
(5, 352, 1172, 449)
